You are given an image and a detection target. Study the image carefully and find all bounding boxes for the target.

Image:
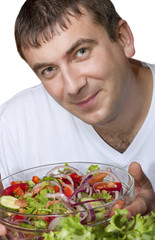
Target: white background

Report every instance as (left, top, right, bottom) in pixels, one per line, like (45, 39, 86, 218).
(0, 0, 155, 105)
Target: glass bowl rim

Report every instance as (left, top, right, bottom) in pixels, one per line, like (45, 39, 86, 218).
(0, 161, 135, 217)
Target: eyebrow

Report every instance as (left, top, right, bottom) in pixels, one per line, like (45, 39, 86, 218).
(33, 62, 52, 73)
(33, 38, 97, 73)
(65, 38, 97, 56)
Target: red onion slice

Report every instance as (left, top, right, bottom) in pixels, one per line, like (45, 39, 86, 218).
(46, 192, 69, 202)
(48, 217, 60, 230)
(46, 165, 83, 177)
(76, 205, 88, 223)
(31, 182, 42, 190)
(69, 175, 93, 200)
(54, 174, 74, 189)
(88, 186, 93, 197)
(84, 203, 96, 222)
(60, 181, 75, 200)
(49, 180, 63, 193)
(71, 199, 106, 207)
(59, 198, 74, 212)
(81, 169, 120, 186)
(31, 180, 63, 194)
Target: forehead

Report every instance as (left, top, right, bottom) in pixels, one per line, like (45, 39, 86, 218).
(23, 8, 108, 65)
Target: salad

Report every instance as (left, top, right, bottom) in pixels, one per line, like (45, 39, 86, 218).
(43, 209, 155, 240)
(0, 163, 130, 239)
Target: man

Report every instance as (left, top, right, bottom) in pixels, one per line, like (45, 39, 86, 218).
(0, 0, 155, 236)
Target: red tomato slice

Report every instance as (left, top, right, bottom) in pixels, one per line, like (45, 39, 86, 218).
(63, 186, 72, 197)
(10, 181, 22, 186)
(94, 182, 122, 192)
(1, 183, 29, 196)
(88, 173, 107, 184)
(109, 199, 125, 217)
(13, 215, 24, 221)
(32, 176, 41, 184)
(13, 186, 25, 197)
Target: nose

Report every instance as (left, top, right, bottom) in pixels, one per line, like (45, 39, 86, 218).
(61, 65, 87, 95)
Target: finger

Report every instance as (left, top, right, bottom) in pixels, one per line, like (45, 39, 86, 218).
(128, 162, 152, 189)
(0, 223, 7, 236)
(126, 195, 148, 217)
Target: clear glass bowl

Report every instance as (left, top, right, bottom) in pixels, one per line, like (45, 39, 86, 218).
(0, 162, 135, 240)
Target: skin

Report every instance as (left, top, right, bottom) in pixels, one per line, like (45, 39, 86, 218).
(24, 13, 136, 129)
(23, 9, 153, 152)
(127, 162, 155, 217)
(0, 7, 154, 236)
(0, 224, 7, 236)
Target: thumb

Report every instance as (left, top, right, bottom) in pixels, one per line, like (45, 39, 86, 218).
(128, 162, 151, 189)
(126, 162, 154, 216)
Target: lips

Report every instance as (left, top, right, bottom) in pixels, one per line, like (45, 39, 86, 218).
(75, 92, 99, 108)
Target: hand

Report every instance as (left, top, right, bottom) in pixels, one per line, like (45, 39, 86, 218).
(0, 224, 7, 236)
(126, 162, 155, 217)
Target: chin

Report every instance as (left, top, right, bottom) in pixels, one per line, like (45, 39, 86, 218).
(72, 107, 110, 125)
(78, 115, 105, 126)
(83, 112, 113, 126)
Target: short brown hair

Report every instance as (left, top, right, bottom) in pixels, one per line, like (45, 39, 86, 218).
(15, 0, 121, 59)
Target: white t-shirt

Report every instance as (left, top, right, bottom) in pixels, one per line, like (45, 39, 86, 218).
(0, 64, 155, 190)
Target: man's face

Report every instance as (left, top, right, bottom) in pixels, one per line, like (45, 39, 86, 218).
(23, 9, 134, 126)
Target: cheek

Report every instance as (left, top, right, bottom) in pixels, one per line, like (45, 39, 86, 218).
(84, 47, 117, 81)
(42, 79, 64, 102)
(80, 57, 109, 81)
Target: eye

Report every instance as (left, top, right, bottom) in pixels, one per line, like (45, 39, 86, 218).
(42, 66, 56, 78)
(76, 48, 88, 58)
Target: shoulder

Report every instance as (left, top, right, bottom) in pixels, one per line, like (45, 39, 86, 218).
(0, 84, 46, 108)
(147, 63, 155, 79)
(141, 62, 155, 79)
(0, 84, 53, 117)
(0, 84, 62, 130)
(0, 84, 75, 128)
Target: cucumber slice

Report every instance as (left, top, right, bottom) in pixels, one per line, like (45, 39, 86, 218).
(80, 197, 103, 210)
(0, 196, 20, 211)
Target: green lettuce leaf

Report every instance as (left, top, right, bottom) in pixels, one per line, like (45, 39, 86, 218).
(87, 165, 100, 172)
(103, 209, 155, 240)
(42, 209, 155, 240)
(92, 190, 112, 202)
(43, 213, 95, 240)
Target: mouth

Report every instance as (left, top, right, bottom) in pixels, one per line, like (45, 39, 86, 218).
(75, 91, 99, 108)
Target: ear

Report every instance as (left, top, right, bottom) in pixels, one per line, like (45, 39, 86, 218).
(117, 20, 135, 58)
